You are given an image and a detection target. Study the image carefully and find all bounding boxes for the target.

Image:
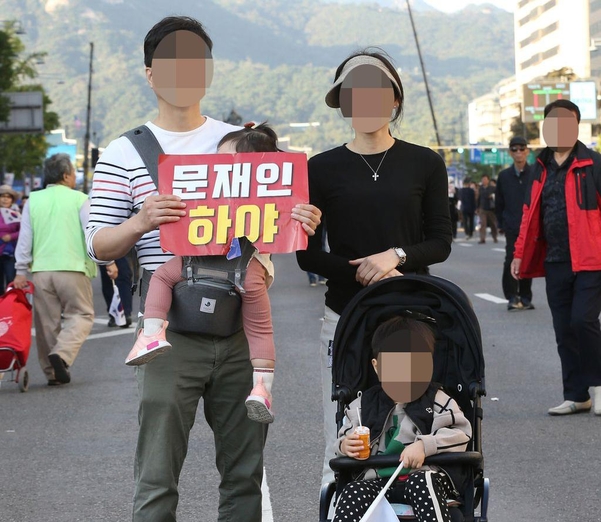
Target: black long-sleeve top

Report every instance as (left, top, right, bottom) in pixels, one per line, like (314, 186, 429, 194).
(495, 163, 531, 234)
(296, 139, 452, 314)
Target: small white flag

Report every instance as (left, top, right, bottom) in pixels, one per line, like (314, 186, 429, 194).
(109, 283, 126, 326)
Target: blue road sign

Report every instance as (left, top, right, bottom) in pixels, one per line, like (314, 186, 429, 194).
(470, 148, 482, 163)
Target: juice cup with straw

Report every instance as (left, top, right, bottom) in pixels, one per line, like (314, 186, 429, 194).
(354, 407, 370, 460)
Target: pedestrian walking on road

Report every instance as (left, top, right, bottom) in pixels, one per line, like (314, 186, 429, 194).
(477, 174, 498, 243)
(100, 255, 133, 327)
(459, 178, 476, 239)
(448, 180, 459, 240)
(85, 16, 320, 522)
(496, 136, 534, 311)
(296, 48, 452, 489)
(512, 100, 601, 416)
(0, 184, 21, 294)
(13, 153, 96, 386)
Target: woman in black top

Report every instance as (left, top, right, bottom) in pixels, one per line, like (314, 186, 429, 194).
(296, 49, 452, 490)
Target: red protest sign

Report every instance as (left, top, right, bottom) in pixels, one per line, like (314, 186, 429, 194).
(158, 152, 309, 256)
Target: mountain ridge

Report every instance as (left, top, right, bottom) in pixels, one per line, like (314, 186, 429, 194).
(1, 0, 514, 152)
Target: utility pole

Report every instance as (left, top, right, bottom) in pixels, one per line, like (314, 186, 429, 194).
(406, 0, 441, 147)
(82, 42, 93, 193)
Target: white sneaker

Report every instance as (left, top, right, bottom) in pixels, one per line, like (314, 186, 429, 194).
(593, 387, 601, 416)
(548, 399, 592, 416)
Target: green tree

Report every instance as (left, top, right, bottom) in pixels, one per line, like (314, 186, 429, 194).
(0, 21, 58, 179)
(0, 23, 20, 122)
(509, 116, 539, 143)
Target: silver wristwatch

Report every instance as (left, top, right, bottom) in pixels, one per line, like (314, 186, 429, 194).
(393, 247, 407, 267)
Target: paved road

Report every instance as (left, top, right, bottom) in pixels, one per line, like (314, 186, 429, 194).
(1, 238, 601, 521)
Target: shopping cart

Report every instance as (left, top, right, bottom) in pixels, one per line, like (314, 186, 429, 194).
(0, 282, 34, 392)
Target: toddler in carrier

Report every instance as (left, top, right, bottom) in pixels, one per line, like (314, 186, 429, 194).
(126, 123, 280, 424)
(333, 316, 472, 522)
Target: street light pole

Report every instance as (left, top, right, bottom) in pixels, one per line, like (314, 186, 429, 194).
(82, 42, 93, 193)
(406, 0, 441, 147)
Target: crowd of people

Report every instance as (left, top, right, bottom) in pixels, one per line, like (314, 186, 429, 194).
(4, 13, 601, 522)
(451, 173, 501, 245)
(449, 136, 535, 312)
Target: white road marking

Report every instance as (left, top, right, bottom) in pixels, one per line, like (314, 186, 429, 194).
(474, 293, 508, 304)
(492, 248, 505, 253)
(87, 329, 134, 340)
(262, 467, 274, 521)
(456, 243, 474, 247)
(30, 317, 134, 340)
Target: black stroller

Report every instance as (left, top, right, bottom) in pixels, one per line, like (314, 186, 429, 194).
(319, 274, 489, 521)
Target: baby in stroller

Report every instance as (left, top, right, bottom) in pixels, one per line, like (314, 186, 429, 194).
(332, 316, 472, 522)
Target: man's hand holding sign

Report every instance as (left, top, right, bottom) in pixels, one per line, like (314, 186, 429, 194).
(158, 152, 310, 255)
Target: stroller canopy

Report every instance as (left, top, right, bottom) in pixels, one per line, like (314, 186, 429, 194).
(331, 275, 485, 414)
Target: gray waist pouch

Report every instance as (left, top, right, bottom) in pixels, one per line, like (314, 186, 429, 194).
(167, 274, 243, 336)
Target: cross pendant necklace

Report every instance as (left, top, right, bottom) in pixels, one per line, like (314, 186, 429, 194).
(359, 148, 389, 181)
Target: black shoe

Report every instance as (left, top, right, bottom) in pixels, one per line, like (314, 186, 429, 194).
(108, 316, 116, 327)
(507, 297, 523, 311)
(49, 354, 71, 384)
(120, 315, 132, 328)
(47, 379, 65, 386)
(521, 299, 535, 310)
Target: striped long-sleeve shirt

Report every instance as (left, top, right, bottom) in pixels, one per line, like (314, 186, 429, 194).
(85, 117, 240, 272)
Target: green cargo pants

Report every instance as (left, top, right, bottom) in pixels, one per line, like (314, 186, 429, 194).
(132, 327, 267, 521)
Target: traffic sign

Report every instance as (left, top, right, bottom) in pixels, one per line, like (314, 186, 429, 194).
(481, 150, 513, 165)
(0, 91, 44, 133)
(481, 151, 499, 165)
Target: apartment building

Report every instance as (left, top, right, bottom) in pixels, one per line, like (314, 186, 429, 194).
(590, 0, 601, 77)
(468, 91, 503, 144)
(515, 0, 590, 84)
(469, 0, 597, 145)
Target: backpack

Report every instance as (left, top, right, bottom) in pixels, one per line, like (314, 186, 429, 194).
(122, 125, 254, 337)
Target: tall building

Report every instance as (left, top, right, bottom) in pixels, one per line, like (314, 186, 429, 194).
(469, 0, 598, 146)
(468, 91, 502, 144)
(498, 76, 522, 144)
(590, 0, 601, 77)
(515, 0, 590, 84)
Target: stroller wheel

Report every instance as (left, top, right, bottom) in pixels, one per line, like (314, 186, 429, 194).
(18, 368, 29, 393)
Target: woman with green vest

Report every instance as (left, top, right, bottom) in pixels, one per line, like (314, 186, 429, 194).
(13, 153, 96, 386)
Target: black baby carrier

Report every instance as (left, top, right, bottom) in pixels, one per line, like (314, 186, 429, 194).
(167, 239, 255, 336)
(123, 125, 256, 337)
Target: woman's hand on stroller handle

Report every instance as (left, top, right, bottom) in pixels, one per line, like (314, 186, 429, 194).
(400, 440, 425, 469)
(341, 433, 369, 460)
(380, 268, 403, 281)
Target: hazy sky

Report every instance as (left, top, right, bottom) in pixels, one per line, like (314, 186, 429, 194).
(424, 0, 515, 12)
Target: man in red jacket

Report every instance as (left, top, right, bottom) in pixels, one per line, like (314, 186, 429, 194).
(511, 100, 601, 416)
